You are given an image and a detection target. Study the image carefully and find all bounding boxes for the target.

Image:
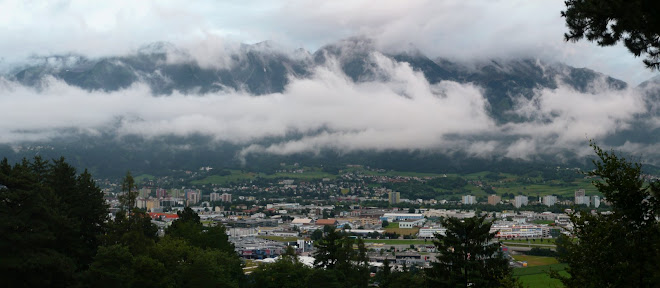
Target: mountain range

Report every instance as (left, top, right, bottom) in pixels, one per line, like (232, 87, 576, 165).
(1, 37, 659, 178)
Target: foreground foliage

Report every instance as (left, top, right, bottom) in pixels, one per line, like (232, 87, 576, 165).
(553, 144, 660, 287)
(0, 158, 243, 288)
(0, 157, 108, 287)
(563, 0, 660, 69)
(428, 215, 517, 287)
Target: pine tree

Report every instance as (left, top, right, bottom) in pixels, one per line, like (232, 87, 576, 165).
(428, 215, 513, 287)
(313, 229, 370, 287)
(119, 171, 138, 215)
(0, 157, 109, 287)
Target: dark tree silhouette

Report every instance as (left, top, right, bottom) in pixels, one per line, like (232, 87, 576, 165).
(562, 0, 660, 69)
(428, 215, 514, 287)
(553, 143, 660, 287)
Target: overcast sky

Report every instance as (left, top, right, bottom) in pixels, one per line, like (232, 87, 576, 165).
(0, 0, 656, 84)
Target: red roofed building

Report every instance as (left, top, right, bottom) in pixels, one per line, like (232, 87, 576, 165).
(315, 218, 338, 226)
(149, 212, 179, 220)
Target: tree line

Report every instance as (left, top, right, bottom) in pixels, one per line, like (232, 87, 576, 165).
(0, 158, 242, 287)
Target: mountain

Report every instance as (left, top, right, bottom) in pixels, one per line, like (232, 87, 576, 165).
(8, 38, 628, 124)
(10, 41, 311, 95)
(1, 38, 657, 177)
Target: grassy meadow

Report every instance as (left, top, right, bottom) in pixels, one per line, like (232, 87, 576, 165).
(514, 263, 568, 288)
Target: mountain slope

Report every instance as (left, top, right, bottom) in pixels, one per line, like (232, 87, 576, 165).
(2, 38, 658, 177)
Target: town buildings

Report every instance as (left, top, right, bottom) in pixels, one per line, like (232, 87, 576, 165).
(186, 189, 200, 205)
(462, 195, 476, 205)
(418, 227, 447, 238)
(574, 189, 590, 205)
(514, 195, 528, 208)
(381, 213, 424, 222)
(388, 191, 400, 204)
(491, 223, 550, 238)
(543, 195, 557, 207)
(487, 195, 501, 205)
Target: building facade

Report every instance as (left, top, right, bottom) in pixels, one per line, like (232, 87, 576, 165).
(575, 195, 590, 206)
(388, 191, 400, 204)
(488, 195, 501, 205)
(543, 195, 557, 207)
(462, 195, 476, 205)
(514, 195, 528, 208)
(381, 213, 424, 222)
(418, 227, 447, 238)
(574, 189, 587, 205)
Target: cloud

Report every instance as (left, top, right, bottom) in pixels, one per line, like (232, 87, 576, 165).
(118, 53, 497, 147)
(0, 0, 656, 84)
(508, 77, 646, 141)
(0, 50, 657, 163)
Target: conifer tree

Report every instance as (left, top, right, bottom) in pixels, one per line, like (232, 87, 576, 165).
(428, 215, 512, 287)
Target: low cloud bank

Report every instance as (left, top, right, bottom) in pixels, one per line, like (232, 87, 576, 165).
(0, 52, 657, 163)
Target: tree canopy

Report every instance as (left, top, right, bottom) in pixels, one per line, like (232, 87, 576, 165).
(554, 144, 660, 287)
(562, 0, 660, 69)
(313, 229, 370, 288)
(428, 215, 515, 287)
(0, 158, 244, 287)
(0, 157, 108, 287)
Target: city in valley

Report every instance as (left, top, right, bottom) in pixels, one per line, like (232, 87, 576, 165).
(97, 164, 626, 268)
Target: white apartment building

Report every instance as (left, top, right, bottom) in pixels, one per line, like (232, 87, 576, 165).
(418, 227, 447, 238)
(514, 195, 528, 208)
(491, 223, 549, 238)
(543, 195, 557, 207)
(462, 195, 476, 205)
(575, 196, 590, 206)
(399, 218, 426, 228)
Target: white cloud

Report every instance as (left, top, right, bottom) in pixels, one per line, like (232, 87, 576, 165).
(0, 50, 657, 162)
(507, 77, 646, 143)
(0, 0, 656, 84)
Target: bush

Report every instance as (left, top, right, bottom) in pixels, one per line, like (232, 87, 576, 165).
(525, 247, 557, 257)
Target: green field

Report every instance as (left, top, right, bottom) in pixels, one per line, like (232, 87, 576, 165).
(191, 170, 257, 185)
(491, 178, 598, 198)
(353, 168, 599, 199)
(191, 169, 337, 185)
(134, 173, 156, 184)
(346, 168, 447, 178)
(386, 222, 399, 228)
(262, 171, 337, 180)
(512, 255, 559, 266)
(514, 263, 568, 288)
(190, 167, 602, 200)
